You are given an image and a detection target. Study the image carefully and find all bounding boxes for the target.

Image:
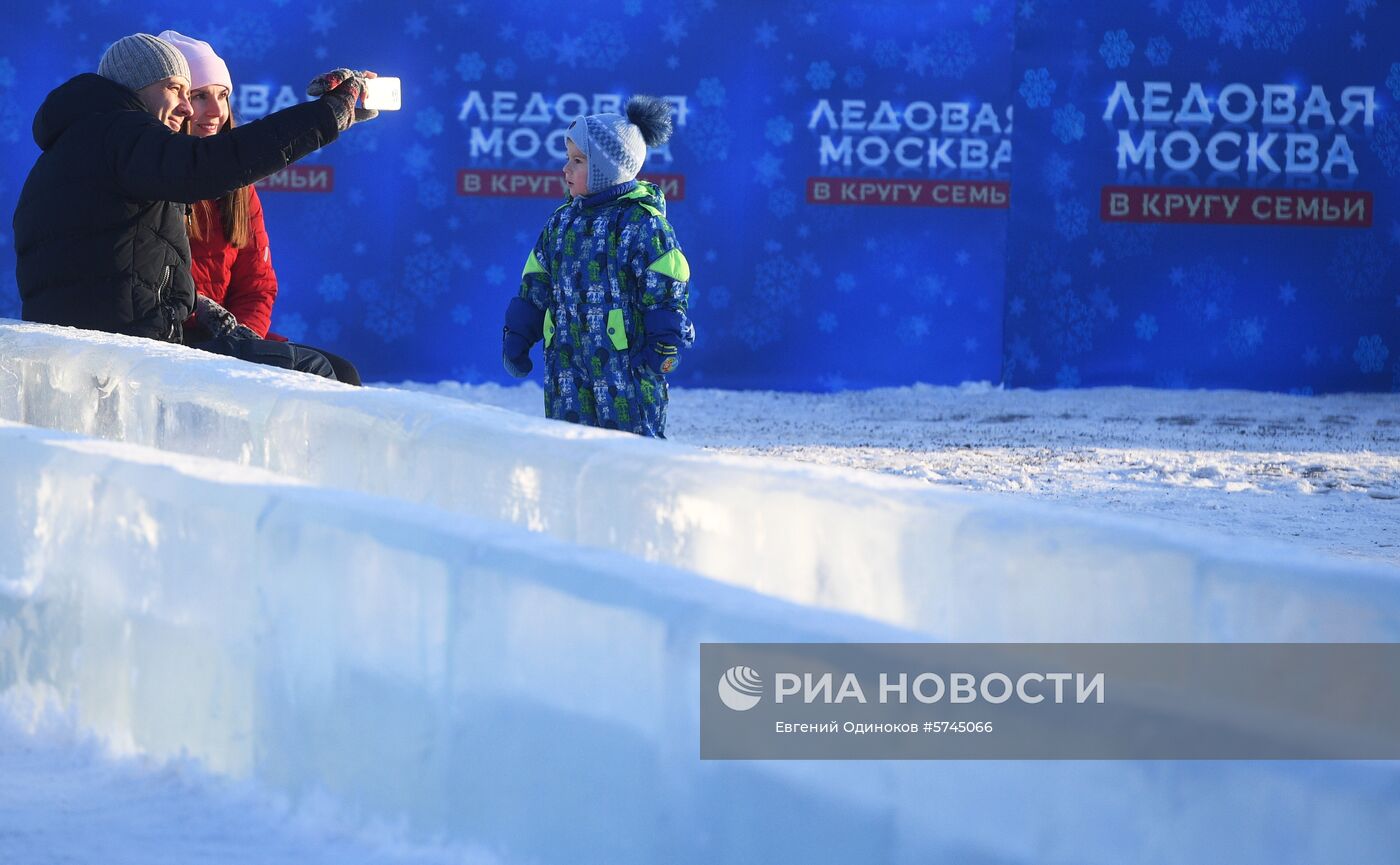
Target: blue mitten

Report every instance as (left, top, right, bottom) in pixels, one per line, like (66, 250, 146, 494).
(639, 308, 694, 374)
(502, 296, 545, 379)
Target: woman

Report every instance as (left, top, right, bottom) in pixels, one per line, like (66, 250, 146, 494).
(160, 30, 362, 385)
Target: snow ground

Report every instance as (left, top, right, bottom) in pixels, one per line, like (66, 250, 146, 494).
(401, 381, 1400, 566)
(0, 696, 499, 865)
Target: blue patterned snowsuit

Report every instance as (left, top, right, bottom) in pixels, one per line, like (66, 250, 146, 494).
(518, 181, 693, 437)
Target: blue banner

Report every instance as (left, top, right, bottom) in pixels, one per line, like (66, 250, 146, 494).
(2, 1, 1395, 393)
(1006, 0, 1400, 393)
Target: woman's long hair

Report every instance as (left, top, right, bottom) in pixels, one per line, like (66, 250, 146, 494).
(185, 112, 251, 249)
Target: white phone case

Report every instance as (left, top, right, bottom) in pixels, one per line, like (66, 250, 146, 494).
(362, 77, 401, 111)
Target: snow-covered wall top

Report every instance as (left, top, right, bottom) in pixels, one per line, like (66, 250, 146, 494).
(2, 1, 1394, 392)
(4, 320, 1398, 646)
(4, 419, 1399, 865)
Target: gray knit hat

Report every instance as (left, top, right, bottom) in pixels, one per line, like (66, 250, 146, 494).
(566, 95, 674, 193)
(98, 33, 192, 93)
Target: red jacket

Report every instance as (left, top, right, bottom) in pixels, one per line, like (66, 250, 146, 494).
(186, 185, 278, 338)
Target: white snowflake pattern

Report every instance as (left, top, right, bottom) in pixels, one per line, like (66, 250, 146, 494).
(1135, 313, 1159, 340)
(1179, 0, 1214, 39)
(1100, 30, 1135, 69)
(915, 274, 945, 302)
(522, 31, 552, 61)
(317, 273, 348, 303)
(817, 312, 838, 334)
(274, 312, 307, 343)
(964, 337, 980, 353)
(696, 77, 726, 108)
(1052, 104, 1085, 143)
(752, 153, 782, 186)
(451, 304, 473, 326)
(768, 188, 796, 218)
(495, 58, 517, 80)
(404, 12, 428, 38)
(361, 280, 413, 342)
(873, 40, 902, 69)
(896, 315, 931, 344)
(1330, 233, 1392, 299)
(418, 180, 446, 210)
(1019, 68, 1056, 108)
(765, 116, 794, 146)
(1350, 31, 1366, 51)
(929, 31, 976, 79)
(844, 67, 867, 88)
(1277, 282, 1296, 304)
(1353, 335, 1388, 373)
(556, 36, 584, 67)
(754, 21, 778, 47)
(1216, 3, 1252, 48)
(1345, 0, 1376, 19)
(806, 61, 836, 90)
(1373, 114, 1400, 178)
(405, 248, 452, 306)
(1042, 153, 1074, 192)
(1227, 317, 1266, 357)
(660, 15, 688, 45)
(835, 273, 856, 293)
(683, 112, 734, 162)
(1056, 365, 1081, 388)
(1145, 36, 1173, 66)
(308, 4, 336, 36)
(402, 144, 432, 178)
(485, 265, 506, 285)
(47, 2, 70, 27)
(1055, 198, 1089, 240)
(905, 43, 933, 77)
(414, 108, 444, 138)
(1245, 0, 1305, 52)
(455, 52, 486, 82)
(580, 23, 628, 70)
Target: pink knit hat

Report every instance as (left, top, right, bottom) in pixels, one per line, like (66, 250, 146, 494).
(157, 30, 233, 93)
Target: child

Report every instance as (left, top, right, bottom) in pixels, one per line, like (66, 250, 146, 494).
(501, 95, 694, 438)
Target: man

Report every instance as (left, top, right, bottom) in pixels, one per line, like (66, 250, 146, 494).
(12, 33, 372, 377)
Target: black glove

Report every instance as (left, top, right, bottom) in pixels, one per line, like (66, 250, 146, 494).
(194, 294, 259, 341)
(502, 296, 545, 379)
(307, 68, 378, 131)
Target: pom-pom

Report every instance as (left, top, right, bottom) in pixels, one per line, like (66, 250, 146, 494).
(626, 94, 673, 147)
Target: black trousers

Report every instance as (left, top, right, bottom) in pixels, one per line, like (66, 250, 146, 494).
(189, 333, 337, 380)
(297, 344, 361, 386)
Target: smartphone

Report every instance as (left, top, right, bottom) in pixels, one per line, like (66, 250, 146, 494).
(362, 76, 401, 111)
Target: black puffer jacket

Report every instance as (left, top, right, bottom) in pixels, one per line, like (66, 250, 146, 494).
(13, 74, 340, 341)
